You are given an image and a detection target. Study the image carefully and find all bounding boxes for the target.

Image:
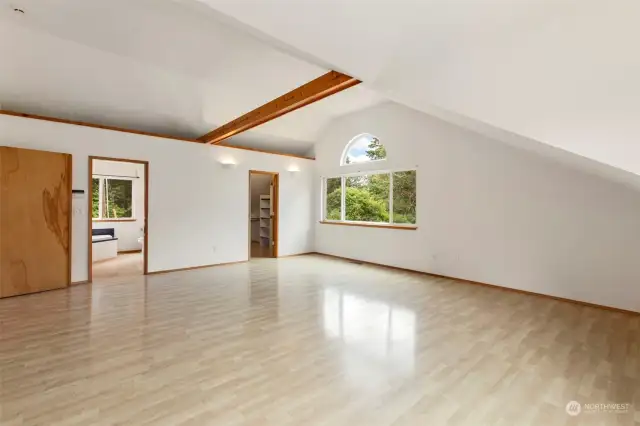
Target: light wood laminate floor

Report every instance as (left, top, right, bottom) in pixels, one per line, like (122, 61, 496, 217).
(92, 252, 143, 279)
(0, 255, 638, 425)
(250, 241, 272, 258)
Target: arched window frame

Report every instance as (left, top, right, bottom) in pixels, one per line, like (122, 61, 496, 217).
(340, 133, 388, 166)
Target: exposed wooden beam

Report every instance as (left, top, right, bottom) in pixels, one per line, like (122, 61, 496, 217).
(0, 110, 315, 160)
(197, 71, 361, 144)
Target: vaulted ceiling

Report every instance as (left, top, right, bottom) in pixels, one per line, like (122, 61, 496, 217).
(2, 0, 639, 173)
(193, 0, 640, 176)
(0, 0, 384, 155)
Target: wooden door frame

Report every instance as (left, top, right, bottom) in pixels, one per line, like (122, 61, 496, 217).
(88, 156, 149, 281)
(248, 170, 279, 259)
(66, 154, 73, 286)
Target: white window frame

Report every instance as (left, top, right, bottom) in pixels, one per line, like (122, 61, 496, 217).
(321, 169, 416, 226)
(92, 175, 135, 221)
(340, 133, 388, 166)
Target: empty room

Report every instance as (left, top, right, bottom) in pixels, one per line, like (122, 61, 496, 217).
(0, 0, 638, 425)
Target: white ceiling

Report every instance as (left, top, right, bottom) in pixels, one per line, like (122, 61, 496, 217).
(0, 0, 384, 155)
(195, 0, 640, 175)
(4, 0, 638, 170)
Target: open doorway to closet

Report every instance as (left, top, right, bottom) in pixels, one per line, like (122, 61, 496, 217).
(88, 156, 149, 280)
(249, 170, 279, 259)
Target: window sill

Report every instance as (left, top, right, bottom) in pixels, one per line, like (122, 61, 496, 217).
(319, 221, 417, 230)
(92, 219, 137, 223)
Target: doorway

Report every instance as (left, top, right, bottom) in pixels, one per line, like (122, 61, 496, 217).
(248, 170, 279, 259)
(88, 156, 149, 281)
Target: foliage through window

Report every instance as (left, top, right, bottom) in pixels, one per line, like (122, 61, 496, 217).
(342, 133, 387, 165)
(326, 135, 415, 225)
(392, 171, 417, 224)
(325, 177, 342, 220)
(324, 171, 416, 225)
(92, 177, 134, 220)
(345, 173, 390, 222)
(92, 178, 100, 218)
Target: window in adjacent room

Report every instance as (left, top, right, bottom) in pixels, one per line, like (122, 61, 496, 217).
(92, 177, 134, 220)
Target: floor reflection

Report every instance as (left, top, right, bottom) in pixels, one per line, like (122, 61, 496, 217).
(2, 255, 639, 424)
(323, 288, 416, 379)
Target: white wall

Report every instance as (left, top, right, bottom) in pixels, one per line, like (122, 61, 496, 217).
(92, 160, 145, 252)
(250, 173, 271, 242)
(0, 114, 314, 282)
(314, 103, 640, 313)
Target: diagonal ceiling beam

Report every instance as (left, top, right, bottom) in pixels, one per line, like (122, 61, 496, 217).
(198, 71, 360, 144)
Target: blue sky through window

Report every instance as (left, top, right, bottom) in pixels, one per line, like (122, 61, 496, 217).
(344, 134, 381, 164)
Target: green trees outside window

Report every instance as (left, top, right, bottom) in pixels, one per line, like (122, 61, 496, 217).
(392, 171, 417, 224)
(92, 178, 100, 218)
(92, 177, 134, 220)
(345, 173, 389, 222)
(325, 137, 416, 225)
(325, 177, 342, 220)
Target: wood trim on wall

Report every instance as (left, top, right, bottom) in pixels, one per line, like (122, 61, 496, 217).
(90, 155, 148, 165)
(314, 253, 639, 315)
(147, 260, 247, 275)
(277, 252, 315, 258)
(0, 110, 315, 161)
(198, 71, 360, 144)
(273, 173, 279, 258)
(143, 160, 149, 276)
(1, 110, 198, 144)
(67, 154, 73, 287)
(319, 221, 418, 230)
(87, 158, 92, 282)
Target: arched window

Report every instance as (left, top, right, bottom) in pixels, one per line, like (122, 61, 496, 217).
(341, 133, 387, 165)
(323, 134, 416, 228)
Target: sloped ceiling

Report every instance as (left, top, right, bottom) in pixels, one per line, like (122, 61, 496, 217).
(0, 0, 384, 155)
(194, 0, 640, 175)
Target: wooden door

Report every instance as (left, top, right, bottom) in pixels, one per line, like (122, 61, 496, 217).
(0, 147, 71, 298)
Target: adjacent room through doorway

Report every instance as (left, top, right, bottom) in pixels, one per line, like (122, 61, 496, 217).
(249, 170, 278, 259)
(89, 157, 148, 280)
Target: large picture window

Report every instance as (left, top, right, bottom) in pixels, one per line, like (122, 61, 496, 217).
(323, 170, 416, 225)
(92, 177, 134, 220)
